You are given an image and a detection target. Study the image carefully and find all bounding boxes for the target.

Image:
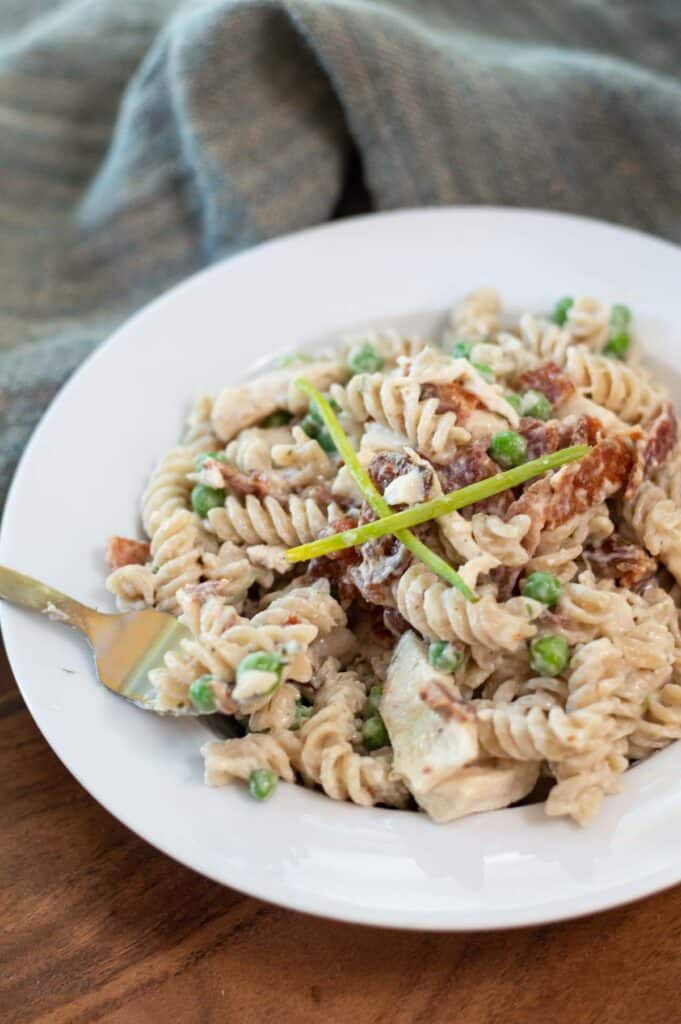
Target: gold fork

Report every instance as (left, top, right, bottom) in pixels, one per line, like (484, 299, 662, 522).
(0, 564, 193, 713)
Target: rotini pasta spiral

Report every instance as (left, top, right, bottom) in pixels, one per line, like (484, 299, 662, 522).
(297, 671, 408, 807)
(212, 359, 347, 442)
(207, 494, 331, 547)
(225, 426, 291, 474)
(202, 731, 301, 785)
(142, 445, 195, 537)
(622, 480, 681, 583)
(476, 698, 604, 762)
(331, 375, 470, 461)
(566, 348, 666, 423)
(150, 509, 205, 613)
(517, 314, 574, 368)
(395, 564, 542, 650)
(105, 563, 156, 610)
(449, 287, 501, 340)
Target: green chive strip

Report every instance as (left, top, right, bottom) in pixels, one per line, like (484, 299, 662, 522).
(294, 378, 477, 601)
(286, 440, 590, 564)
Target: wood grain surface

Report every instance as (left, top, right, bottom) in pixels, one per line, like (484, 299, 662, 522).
(1, 633, 679, 1024)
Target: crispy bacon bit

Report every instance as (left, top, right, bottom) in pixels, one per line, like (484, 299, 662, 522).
(436, 441, 512, 518)
(583, 534, 657, 590)
(367, 606, 410, 646)
(491, 565, 522, 602)
(506, 437, 633, 557)
(382, 608, 410, 637)
(306, 517, 361, 608)
(421, 381, 480, 421)
(368, 451, 434, 499)
(301, 483, 337, 505)
(105, 537, 150, 570)
(544, 436, 633, 529)
(625, 403, 678, 498)
(217, 463, 287, 503)
(517, 362, 576, 407)
(348, 534, 411, 607)
(419, 680, 474, 723)
(519, 415, 602, 461)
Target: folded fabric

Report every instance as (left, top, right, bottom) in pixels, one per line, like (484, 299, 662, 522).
(1, 0, 680, 502)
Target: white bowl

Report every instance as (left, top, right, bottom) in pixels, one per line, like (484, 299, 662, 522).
(2, 207, 681, 929)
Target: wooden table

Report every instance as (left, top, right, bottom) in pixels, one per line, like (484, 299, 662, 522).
(2, 634, 678, 1024)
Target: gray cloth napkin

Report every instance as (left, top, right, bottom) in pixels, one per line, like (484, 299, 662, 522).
(2, 0, 680, 504)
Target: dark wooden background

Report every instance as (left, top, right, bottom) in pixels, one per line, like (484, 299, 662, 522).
(2, 633, 679, 1024)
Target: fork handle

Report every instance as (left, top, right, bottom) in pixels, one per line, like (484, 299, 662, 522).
(0, 565, 95, 634)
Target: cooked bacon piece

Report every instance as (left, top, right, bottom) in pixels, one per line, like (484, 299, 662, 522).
(421, 380, 480, 420)
(348, 534, 411, 607)
(301, 483, 337, 506)
(306, 516, 361, 608)
(217, 463, 288, 503)
(517, 362, 576, 408)
(368, 450, 434, 499)
(545, 436, 633, 529)
(625, 403, 678, 498)
(491, 565, 523, 602)
(519, 415, 601, 461)
(583, 534, 657, 590)
(382, 608, 411, 637)
(437, 440, 497, 492)
(105, 536, 150, 570)
(436, 441, 511, 518)
(506, 437, 633, 557)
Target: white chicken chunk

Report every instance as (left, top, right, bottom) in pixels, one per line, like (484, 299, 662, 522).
(383, 632, 538, 822)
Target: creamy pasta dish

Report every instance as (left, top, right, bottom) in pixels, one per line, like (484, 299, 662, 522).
(105, 289, 681, 825)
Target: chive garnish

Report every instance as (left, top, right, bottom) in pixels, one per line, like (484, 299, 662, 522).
(294, 378, 477, 601)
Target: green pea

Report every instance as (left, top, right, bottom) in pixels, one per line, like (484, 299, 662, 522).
(505, 393, 523, 414)
(237, 650, 283, 683)
(522, 572, 562, 608)
(552, 297, 574, 325)
(521, 389, 553, 421)
(191, 484, 226, 518)
(428, 640, 464, 673)
(277, 352, 313, 367)
(348, 342, 384, 375)
(603, 332, 631, 359)
(529, 635, 569, 677)
(472, 362, 494, 382)
(307, 397, 340, 424)
(194, 450, 227, 470)
(362, 715, 389, 751)
(610, 304, 631, 332)
(292, 699, 313, 730)
(261, 410, 293, 428)
(316, 429, 336, 454)
(300, 413, 336, 453)
(488, 430, 528, 469)
(451, 339, 473, 359)
(367, 685, 383, 715)
(249, 768, 278, 801)
(189, 674, 217, 713)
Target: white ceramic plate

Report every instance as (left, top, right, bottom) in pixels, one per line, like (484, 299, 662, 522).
(3, 207, 681, 930)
